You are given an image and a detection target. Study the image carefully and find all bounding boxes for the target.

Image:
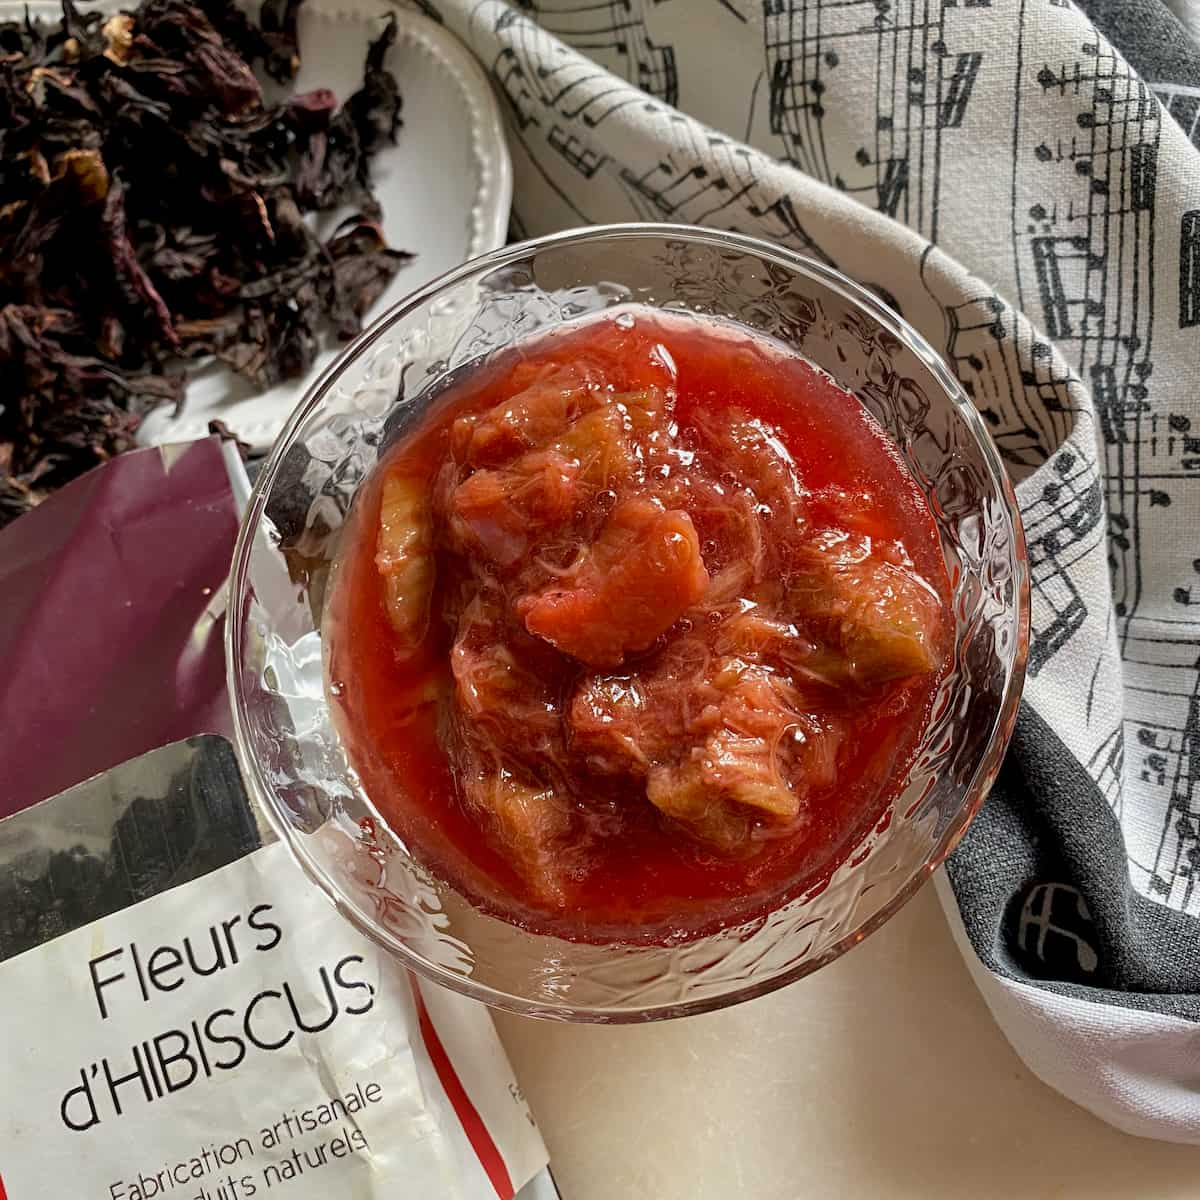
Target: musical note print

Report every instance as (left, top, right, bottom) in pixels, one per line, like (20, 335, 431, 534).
(1181, 210, 1200, 329)
(518, 1, 679, 107)
(1014, 37, 1160, 643)
(923, 274, 1078, 478)
(1023, 448, 1105, 675)
(1015, 882, 1101, 977)
(1088, 725, 1125, 813)
(1122, 666, 1200, 911)
(760, 0, 987, 238)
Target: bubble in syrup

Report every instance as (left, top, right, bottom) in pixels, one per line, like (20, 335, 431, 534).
(614, 311, 636, 329)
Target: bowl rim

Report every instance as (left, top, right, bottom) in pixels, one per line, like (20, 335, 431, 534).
(226, 221, 1031, 1021)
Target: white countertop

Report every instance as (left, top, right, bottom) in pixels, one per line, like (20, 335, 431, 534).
(497, 881, 1199, 1199)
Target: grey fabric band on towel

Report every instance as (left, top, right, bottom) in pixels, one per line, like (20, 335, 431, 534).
(947, 703, 1200, 1024)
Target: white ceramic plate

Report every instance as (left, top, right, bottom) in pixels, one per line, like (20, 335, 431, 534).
(8, 0, 512, 449)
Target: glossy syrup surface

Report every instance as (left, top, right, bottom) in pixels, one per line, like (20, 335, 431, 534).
(325, 308, 951, 941)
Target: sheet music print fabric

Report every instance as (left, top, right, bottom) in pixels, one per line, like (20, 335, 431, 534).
(420, 0, 1200, 1139)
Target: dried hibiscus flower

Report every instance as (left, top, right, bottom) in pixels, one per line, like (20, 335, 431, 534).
(0, 0, 412, 526)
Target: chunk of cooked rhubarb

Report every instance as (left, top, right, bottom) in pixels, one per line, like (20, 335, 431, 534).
(450, 449, 579, 566)
(520, 496, 709, 668)
(460, 767, 573, 906)
(552, 405, 634, 492)
(543, 385, 669, 493)
(568, 635, 717, 775)
(693, 663, 803, 816)
(613, 385, 667, 433)
(456, 366, 605, 466)
(717, 608, 848, 690)
(450, 595, 560, 749)
(375, 470, 434, 655)
(644, 661, 838, 850)
(691, 411, 806, 523)
(789, 531, 943, 685)
(570, 675, 659, 775)
(647, 758, 753, 853)
(701, 727, 800, 819)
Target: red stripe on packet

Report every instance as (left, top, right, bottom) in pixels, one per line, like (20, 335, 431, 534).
(410, 979, 515, 1200)
(0, 1171, 8, 1200)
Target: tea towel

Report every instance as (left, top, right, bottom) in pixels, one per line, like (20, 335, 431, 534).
(415, 0, 1200, 1143)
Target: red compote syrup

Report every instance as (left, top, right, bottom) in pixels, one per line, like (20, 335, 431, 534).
(324, 307, 951, 943)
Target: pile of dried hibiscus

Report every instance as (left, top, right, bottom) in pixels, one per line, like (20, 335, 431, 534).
(0, 0, 411, 526)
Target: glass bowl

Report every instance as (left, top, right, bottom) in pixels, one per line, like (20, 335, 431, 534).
(227, 224, 1029, 1021)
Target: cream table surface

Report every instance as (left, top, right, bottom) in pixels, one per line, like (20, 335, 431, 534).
(496, 882, 1199, 1199)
